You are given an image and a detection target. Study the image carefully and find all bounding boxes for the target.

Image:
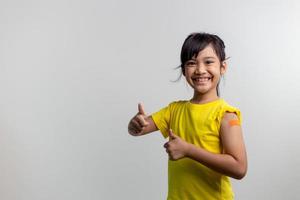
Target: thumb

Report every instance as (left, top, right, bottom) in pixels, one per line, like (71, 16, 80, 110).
(138, 103, 146, 115)
(168, 129, 177, 140)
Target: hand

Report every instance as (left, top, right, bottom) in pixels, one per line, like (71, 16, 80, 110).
(163, 129, 190, 160)
(128, 103, 150, 136)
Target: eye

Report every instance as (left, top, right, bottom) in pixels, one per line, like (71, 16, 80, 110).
(185, 60, 197, 67)
(205, 60, 214, 65)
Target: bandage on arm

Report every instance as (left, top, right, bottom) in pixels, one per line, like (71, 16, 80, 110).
(229, 119, 240, 127)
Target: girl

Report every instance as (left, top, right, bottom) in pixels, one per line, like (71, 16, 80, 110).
(128, 32, 247, 200)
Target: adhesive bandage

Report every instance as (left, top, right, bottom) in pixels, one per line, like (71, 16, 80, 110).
(229, 119, 240, 127)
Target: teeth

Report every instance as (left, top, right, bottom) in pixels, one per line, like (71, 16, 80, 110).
(195, 77, 210, 81)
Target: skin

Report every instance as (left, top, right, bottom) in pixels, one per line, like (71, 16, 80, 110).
(128, 44, 248, 179)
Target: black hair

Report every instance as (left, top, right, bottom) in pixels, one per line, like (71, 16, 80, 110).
(177, 32, 226, 96)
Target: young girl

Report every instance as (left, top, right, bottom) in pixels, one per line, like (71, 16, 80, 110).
(128, 32, 247, 200)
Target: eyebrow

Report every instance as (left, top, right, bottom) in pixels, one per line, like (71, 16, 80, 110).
(203, 56, 217, 59)
(189, 56, 217, 61)
(190, 56, 217, 60)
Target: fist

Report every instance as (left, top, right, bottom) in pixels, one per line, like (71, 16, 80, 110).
(164, 129, 190, 160)
(128, 103, 150, 136)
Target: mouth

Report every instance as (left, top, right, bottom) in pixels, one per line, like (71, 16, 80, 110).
(192, 77, 212, 84)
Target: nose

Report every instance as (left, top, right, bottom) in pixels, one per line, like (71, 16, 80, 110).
(195, 63, 206, 74)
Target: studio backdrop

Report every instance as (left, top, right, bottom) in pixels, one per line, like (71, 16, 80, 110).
(0, 0, 299, 199)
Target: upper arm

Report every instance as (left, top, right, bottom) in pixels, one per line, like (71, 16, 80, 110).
(220, 112, 247, 170)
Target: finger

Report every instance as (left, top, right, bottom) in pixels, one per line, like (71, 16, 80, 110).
(128, 122, 142, 135)
(138, 103, 146, 115)
(131, 119, 143, 132)
(136, 115, 149, 127)
(163, 142, 169, 148)
(132, 119, 143, 129)
(129, 126, 141, 135)
(168, 129, 177, 140)
(128, 126, 140, 135)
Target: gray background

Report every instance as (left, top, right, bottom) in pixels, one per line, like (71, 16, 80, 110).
(1, 0, 300, 199)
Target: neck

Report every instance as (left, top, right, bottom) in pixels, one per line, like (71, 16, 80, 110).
(190, 91, 219, 104)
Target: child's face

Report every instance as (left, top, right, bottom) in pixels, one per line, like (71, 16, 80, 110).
(184, 44, 226, 96)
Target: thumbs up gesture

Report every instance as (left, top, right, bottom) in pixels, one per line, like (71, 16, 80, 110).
(128, 103, 150, 136)
(163, 129, 190, 160)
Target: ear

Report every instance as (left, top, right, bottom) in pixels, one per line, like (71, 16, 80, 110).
(220, 61, 227, 75)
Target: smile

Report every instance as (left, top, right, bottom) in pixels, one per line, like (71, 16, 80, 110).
(192, 77, 212, 83)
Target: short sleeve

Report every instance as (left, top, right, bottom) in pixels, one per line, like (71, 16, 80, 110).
(217, 104, 242, 129)
(151, 103, 173, 138)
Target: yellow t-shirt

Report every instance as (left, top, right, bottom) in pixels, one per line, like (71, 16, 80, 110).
(151, 98, 242, 200)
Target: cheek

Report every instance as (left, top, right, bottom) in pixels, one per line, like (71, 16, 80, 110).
(212, 72, 220, 79)
(212, 68, 222, 77)
(184, 68, 194, 76)
(213, 75, 222, 85)
(184, 73, 193, 85)
(209, 69, 221, 82)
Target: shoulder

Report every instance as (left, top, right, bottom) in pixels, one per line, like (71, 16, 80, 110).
(154, 100, 188, 113)
(217, 99, 242, 124)
(221, 112, 239, 125)
(168, 100, 189, 108)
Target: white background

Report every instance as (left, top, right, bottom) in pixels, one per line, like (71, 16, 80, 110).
(0, 0, 300, 199)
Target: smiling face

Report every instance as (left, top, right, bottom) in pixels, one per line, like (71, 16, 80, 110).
(183, 44, 227, 99)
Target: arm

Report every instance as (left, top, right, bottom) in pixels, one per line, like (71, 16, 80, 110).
(165, 113, 247, 179)
(128, 103, 158, 136)
(187, 112, 247, 179)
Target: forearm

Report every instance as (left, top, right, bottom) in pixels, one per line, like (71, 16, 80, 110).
(139, 116, 158, 135)
(186, 143, 247, 179)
